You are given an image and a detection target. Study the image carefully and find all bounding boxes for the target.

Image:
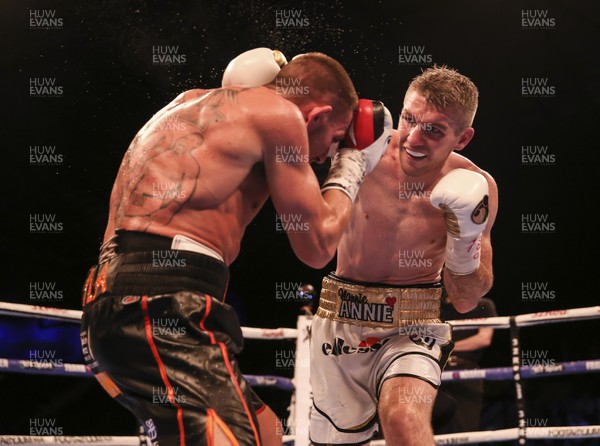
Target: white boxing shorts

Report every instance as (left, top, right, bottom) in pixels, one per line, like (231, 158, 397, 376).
(309, 273, 454, 445)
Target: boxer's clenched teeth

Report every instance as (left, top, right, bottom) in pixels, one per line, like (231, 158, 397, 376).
(406, 148, 426, 158)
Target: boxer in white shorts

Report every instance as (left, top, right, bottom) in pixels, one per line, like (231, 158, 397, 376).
(310, 66, 499, 446)
(311, 274, 453, 444)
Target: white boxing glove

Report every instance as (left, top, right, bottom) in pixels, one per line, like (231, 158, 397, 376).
(320, 148, 367, 203)
(222, 47, 287, 87)
(321, 100, 393, 202)
(430, 168, 489, 275)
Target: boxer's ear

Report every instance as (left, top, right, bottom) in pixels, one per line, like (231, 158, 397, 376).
(453, 127, 474, 152)
(306, 105, 332, 130)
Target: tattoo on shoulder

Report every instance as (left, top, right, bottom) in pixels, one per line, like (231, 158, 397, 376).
(197, 87, 248, 119)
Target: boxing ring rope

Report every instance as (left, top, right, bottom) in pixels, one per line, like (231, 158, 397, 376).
(0, 302, 299, 340)
(1, 302, 599, 445)
(0, 355, 296, 390)
(4, 302, 599, 334)
(373, 426, 600, 446)
(445, 306, 600, 330)
(0, 437, 143, 445)
(3, 354, 599, 386)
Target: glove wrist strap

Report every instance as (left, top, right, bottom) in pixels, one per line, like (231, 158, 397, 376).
(445, 233, 482, 275)
(321, 149, 366, 202)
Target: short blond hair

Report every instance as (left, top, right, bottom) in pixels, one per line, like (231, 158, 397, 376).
(408, 65, 479, 131)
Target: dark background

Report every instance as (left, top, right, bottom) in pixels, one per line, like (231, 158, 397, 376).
(3, 0, 599, 443)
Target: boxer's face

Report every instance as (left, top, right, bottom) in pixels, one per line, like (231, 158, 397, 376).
(307, 107, 353, 164)
(397, 89, 474, 177)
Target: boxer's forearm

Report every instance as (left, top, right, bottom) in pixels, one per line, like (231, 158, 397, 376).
(444, 266, 492, 313)
(288, 189, 352, 269)
(443, 237, 493, 313)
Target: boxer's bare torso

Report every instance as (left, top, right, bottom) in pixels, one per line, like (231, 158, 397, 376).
(104, 86, 348, 265)
(104, 88, 271, 264)
(337, 139, 493, 285)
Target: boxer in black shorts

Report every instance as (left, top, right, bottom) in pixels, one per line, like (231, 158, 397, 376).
(80, 48, 392, 445)
(81, 230, 263, 445)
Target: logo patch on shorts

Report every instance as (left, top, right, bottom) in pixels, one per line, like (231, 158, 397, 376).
(122, 295, 140, 305)
(322, 337, 390, 356)
(144, 418, 158, 443)
(408, 334, 437, 351)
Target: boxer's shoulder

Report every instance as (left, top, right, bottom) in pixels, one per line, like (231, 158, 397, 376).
(443, 152, 495, 184)
(183, 88, 211, 98)
(444, 152, 478, 171)
(242, 88, 306, 141)
(171, 88, 212, 105)
(246, 87, 303, 119)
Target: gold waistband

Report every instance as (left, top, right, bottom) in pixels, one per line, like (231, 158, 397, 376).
(316, 275, 442, 328)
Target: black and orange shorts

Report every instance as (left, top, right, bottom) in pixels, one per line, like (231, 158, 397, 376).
(80, 234, 264, 446)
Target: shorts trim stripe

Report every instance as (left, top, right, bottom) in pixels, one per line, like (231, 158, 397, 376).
(207, 409, 214, 446)
(141, 295, 186, 446)
(310, 436, 374, 446)
(199, 293, 217, 344)
(379, 373, 438, 391)
(312, 402, 377, 434)
(199, 294, 261, 445)
(377, 351, 441, 396)
(207, 408, 241, 446)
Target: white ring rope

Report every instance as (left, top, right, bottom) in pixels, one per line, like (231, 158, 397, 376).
(0, 302, 83, 323)
(0, 436, 141, 445)
(449, 306, 600, 330)
(240, 326, 298, 340)
(2, 302, 599, 334)
(0, 302, 298, 340)
(383, 425, 600, 445)
(3, 425, 600, 445)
